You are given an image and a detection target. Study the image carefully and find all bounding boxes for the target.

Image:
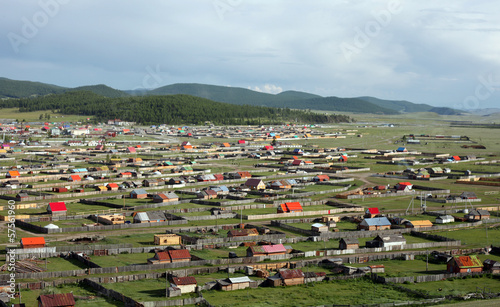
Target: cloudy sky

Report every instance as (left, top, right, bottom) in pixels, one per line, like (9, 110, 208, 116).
(2, 0, 500, 110)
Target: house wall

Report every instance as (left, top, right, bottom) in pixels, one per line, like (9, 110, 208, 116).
(177, 284, 196, 294)
(283, 277, 304, 286)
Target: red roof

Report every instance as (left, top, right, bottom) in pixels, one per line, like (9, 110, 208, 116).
(262, 244, 287, 254)
(155, 251, 171, 261)
(70, 175, 81, 181)
(284, 202, 303, 211)
(48, 202, 67, 212)
(127, 146, 136, 153)
(367, 207, 380, 215)
(38, 293, 75, 307)
(169, 249, 191, 260)
(107, 183, 119, 188)
(264, 145, 274, 150)
(279, 269, 304, 279)
(453, 155, 461, 161)
(172, 276, 197, 286)
(21, 237, 45, 246)
(214, 174, 224, 180)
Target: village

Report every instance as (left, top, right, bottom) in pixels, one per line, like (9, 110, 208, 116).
(0, 118, 499, 307)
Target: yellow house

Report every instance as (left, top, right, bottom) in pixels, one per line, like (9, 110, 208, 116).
(154, 234, 182, 246)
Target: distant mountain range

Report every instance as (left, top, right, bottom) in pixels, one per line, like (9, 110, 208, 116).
(0, 77, 465, 115)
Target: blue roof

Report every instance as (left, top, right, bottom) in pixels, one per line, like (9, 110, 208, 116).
(131, 189, 147, 195)
(397, 147, 406, 152)
(362, 217, 391, 226)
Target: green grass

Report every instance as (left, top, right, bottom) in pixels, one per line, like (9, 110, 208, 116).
(202, 278, 426, 307)
(0, 108, 93, 123)
(429, 226, 500, 248)
(8, 282, 122, 307)
(104, 278, 198, 302)
(88, 252, 155, 267)
(404, 275, 500, 297)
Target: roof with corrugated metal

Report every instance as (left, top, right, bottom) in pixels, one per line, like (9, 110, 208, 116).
(37, 293, 75, 307)
(228, 276, 252, 283)
(48, 202, 67, 212)
(262, 244, 286, 254)
(284, 202, 302, 211)
(409, 220, 433, 227)
(361, 217, 391, 226)
(278, 269, 304, 279)
(135, 212, 149, 221)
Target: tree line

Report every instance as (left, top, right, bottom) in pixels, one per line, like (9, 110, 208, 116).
(0, 91, 353, 125)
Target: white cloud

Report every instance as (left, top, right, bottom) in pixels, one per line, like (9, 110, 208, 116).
(249, 84, 283, 94)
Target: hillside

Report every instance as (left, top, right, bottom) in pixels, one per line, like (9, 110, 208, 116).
(3, 91, 352, 125)
(67, 84, 130, 98)
(0, 77, 66, 98)
(148, 83, 397, 114)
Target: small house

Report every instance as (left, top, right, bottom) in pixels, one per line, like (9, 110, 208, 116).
(339, 238, 359, 250)
(447, 255, 483, 273)
(247, 244, 287, 257)
(277, 202, 303, 213)
(171, 276, 197, 294)
(435, 215, 454, 224)
(20, 237, 46, 249)
(483, 259, 500, 274)
(460, 192, 477, 200)
(404, 220, 433, 229)
(311, 223, 328, 233)
(68, 174, 81, 182)
(218, 276, 252, 291)
(154, 234, 181, 246)
(37, 293, 75, 307)
(313, 174, 330, 182)
(395, 182, 413, 191)
(364, 207, 380, 218)
(47, 202, 67, 216)
(358, 217, 391, 231)
(106, 183, 119, 191)
(168, 249, 191, 263)
(465, 209, 490, 221)
(227, 228, 259, 237)
(52, 187, 68, 193)
(274, 269, 305, 286)
(16, 192, 29, 201)
(366, 234, 406, 248)
(95, 214, 125, 225)
(244, 179, 265, 190)
(130, 189, 148, 199)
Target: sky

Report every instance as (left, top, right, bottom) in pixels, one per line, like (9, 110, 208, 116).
(2, 0, 500, 110)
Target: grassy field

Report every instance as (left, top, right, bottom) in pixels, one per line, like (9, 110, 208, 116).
(0, 108, 93, 123)
(89, 252, 155, 267)
(8, 282, 122, 307)
(404, 275, 500, 297)
(202, 278, 426, 307)
(428, 226, 500, 248)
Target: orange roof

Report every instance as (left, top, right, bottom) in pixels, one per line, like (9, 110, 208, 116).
(8, 170, 20, 177)
(222, 143, 230, 147)
(284, 202, 303, 211)
(410, 220, 433, 227)
(21, 237, 45, 246)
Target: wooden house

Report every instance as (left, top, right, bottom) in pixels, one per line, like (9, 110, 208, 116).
(465, 209, 490, 221)
(277, 202, 303, 213)
(168, 249, 191, 263)
(312, 174, 330, 182)
(244, 179, 265, 190)
(311, 223, 328, 233)
(274, 269, 304, 286)
(247, 244, 287, 257)
(366, 234, 406, 248)
(16, 192, 29, 201)
(37, 293, 75, 307)
(404, 220, 433, 229)
(227, 228, 259, 237)
(154, 234, 181, 246)
(364, 207, 380, 218)
(447, 255, 483, 273)
(218, 276, 252, 291)
(47, 202, 67, 216)
(106, 183, 119, 191)
(435, 215, 454, 224)
(395, 182, 413, 191)
(6, 170, 20, 178)
(358, 217, 391, 231)
(130, 189, 148, 199)
(171, 276, 197, 294)
(483, 259, 500, 274)
(20, 237, 46, 249)
(52, 187, 68, 193)
(339, 238, 359, 250)
(95, 214, 125, 225)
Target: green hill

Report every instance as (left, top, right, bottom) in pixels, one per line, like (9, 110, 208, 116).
(0, 77, 66, 98)
(148, 83, 397, 114)
(4, 91, 352, 125)
(67, 84, 129, 98)
(356, 96, 433, 113)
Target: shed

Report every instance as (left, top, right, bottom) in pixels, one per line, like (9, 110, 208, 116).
(311, 223, 328, 233)
(435, 215, 454, 224)
(171, 276, 197, 294)
(37, 293, 75, 307)
(358, 217, 391, 231)
(339, 238, 359, 250)
(447, 255, 483, 273)
(47, 202, 67, 216)
(21, 237, 46, 249)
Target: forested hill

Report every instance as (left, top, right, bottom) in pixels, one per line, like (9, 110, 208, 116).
(2, 91, 352, 125)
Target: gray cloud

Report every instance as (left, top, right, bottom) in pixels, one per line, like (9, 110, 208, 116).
(2, 0, 500, 109)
